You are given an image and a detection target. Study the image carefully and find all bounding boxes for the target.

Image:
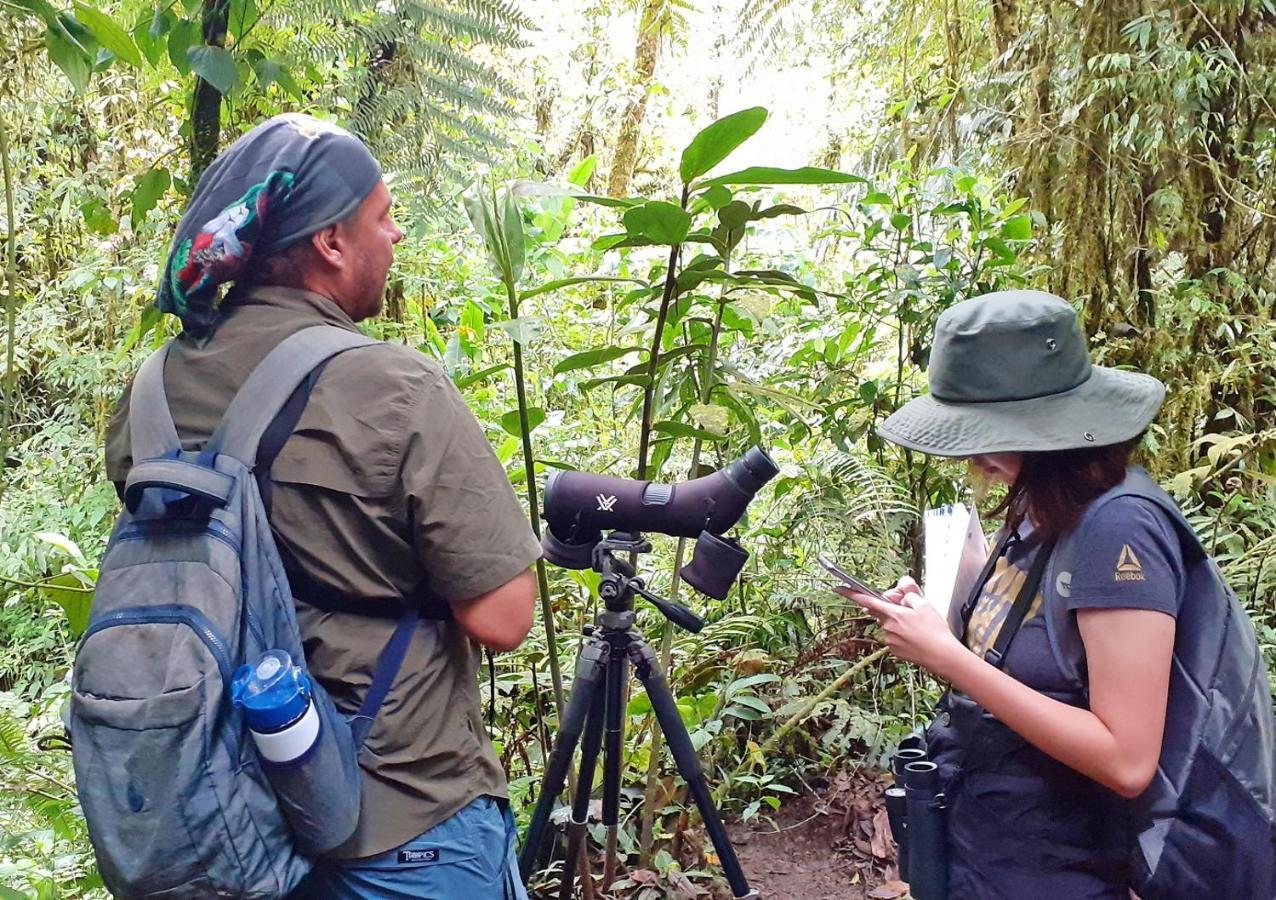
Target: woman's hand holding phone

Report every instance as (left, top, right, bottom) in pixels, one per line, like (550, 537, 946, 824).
(826, 566, 968, 679)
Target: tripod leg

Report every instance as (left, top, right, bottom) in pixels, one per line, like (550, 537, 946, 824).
(520, 637, 609, 883)
(600, 639, 627, 889)
(558, 692, 605, 900)
(628, 636, 758, 900)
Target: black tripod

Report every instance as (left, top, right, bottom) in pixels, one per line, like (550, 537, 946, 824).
(519, 532, 759, 899)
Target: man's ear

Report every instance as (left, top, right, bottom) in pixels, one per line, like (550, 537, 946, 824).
(309, 223, 346, 269)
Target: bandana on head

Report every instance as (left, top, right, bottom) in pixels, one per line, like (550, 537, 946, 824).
(157, 113, 382, 337)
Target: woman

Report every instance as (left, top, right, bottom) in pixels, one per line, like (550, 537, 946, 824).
(838, 290, 1274, 898)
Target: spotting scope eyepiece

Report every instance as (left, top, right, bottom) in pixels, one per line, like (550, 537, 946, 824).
(541, 445, 779, 600)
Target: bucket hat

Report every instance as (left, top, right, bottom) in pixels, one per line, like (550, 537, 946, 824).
(877, 290, 1165, 457)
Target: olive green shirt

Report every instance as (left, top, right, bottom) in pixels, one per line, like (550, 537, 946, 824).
(104, 285, 542, 858)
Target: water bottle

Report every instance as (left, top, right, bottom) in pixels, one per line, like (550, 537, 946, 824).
(232, 650, 319, 765)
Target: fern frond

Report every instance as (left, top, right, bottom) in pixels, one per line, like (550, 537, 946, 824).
(451, 0, 536, 33)
(402, 0, 527, 47)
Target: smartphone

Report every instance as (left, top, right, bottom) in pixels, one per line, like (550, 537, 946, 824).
(817, 553, 889, 601)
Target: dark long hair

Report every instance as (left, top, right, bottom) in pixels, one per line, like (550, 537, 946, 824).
(992, 436, 1143, 540)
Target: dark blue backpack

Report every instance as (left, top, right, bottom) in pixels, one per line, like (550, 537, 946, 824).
(1043, 469, 1276, 899)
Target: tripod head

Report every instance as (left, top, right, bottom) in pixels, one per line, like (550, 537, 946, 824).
(591, 532, 705, 633)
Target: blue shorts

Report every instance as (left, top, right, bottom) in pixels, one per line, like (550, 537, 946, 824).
(297, 796, 529, 899)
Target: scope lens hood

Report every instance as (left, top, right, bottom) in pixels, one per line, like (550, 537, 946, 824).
(681, 531, 749, 601)
(541, 528, 597, 570)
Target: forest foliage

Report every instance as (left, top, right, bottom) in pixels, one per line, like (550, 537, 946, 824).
(1, 0, 1273, 896)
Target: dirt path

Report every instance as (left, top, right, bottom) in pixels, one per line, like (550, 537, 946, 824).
(728, 772, 909, 900)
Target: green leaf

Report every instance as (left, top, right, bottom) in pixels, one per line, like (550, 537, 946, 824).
(500, 407, 545, 437)
(74, 2, 142, 66)
(593, 233, 654, 251)
(251, 56, 281, 89)
(80, 198, 117, 235)
(0, 883, 31, 900)
(518, 275, 647, 301)
(622, 201, 691, 245)
(463, 182, 516, 285)
(502, 189, 525, 285)
(39, 572, 95, 639)
(121, 305, 164, 354)
(553, 346, 637, 374)
(494, 316, 540, 346)
(131, 165, 170, 230)
(46, 24, 93, 92)
(652, 421, 727, 442)
(1001, 214, 1033, 240)
(10, 0, 60, 26)
(567, 155, 597, 187)
(187, 44, 238, 94)
(697, 166, 866, 188)
(133, 8, 171, 66)
(454, 363, 509, 389)
(730, 695, 772, 714)
(572, 194, 642, 209)
(273, 64, 302, 99)
(727, 673, 781, 697)
(679, 106, 768, 183)
(698, 184, 733, 209)
(755, 203, 806, 219)
(167, 18, 197, 74)
(36, 531, 86, 561)
(580, 373, 651, 391)
(718, 200, 752, 231)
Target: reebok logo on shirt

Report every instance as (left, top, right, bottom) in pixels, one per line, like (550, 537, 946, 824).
(1115, 544, 1146, 582)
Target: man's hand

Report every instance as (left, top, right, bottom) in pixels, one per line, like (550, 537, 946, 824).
(834, 575, 967, 679)
(452, 568, 536, 652)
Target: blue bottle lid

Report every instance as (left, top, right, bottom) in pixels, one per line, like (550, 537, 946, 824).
(231, 649, 311, 733)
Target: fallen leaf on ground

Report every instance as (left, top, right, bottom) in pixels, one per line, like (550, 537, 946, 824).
(869, 806, 894, 859)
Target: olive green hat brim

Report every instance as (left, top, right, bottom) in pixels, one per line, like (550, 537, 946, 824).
(877, 366, 1166, 457)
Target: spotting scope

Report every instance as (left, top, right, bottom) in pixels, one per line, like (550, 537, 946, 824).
(540, 446, 779, 599)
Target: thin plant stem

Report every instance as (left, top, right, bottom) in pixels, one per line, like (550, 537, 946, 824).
(636, 183, 690, 480)
(504, 270, 565, 720)
(0, 107, 17, 503)
(638, 253, 731, 864)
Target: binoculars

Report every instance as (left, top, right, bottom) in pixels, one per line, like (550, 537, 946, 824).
(884, 740, 948, 900)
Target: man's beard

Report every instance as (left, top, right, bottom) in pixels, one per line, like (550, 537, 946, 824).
(351, 252, 390, 320)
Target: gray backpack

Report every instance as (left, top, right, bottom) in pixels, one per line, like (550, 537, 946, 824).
(1044, 468, 1276, 899)
(70, 326, 420, 898)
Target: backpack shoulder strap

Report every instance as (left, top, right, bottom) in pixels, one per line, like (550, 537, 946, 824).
(209, 325, 377, 465)
(248, 332, 453, 623)
(1044, 466, 1204, 691)
(128, 342, 182, 461)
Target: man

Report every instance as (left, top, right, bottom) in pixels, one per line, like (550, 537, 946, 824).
(105, 113, 541, 898)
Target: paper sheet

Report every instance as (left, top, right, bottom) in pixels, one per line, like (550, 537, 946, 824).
(922, 504, 988, 630)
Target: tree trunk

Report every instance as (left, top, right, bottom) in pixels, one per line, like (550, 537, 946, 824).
(190, 0, 230, 183)
(607, 1, 662, 198)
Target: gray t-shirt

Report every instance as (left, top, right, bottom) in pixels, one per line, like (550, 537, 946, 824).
(967, 496, 1184, 700)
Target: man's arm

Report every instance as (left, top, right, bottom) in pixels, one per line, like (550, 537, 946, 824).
(396, 358, 543, 648)
(451, 568, 536, 652)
